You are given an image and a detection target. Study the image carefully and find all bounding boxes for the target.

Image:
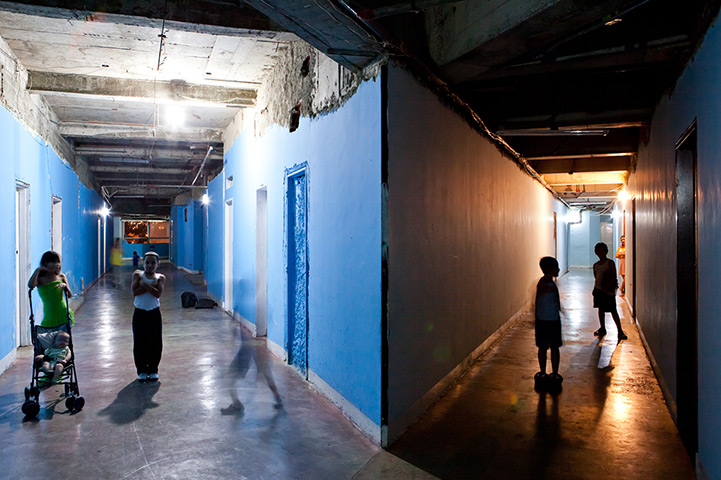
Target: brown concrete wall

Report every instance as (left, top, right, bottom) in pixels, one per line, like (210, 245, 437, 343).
(386, 64, 567, 440)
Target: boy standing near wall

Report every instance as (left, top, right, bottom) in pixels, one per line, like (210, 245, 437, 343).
(534, 257, 563, 388)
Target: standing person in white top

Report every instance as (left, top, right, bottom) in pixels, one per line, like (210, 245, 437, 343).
(131, 251, 166, 382)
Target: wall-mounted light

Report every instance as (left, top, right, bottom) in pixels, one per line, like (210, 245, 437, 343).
(201, 193, 209, 205)
(100, 205, 110, 217)
(564, 209, 582, 223)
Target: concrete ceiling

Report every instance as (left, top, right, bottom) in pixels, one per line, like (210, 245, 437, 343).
(0, 0, 718, 214)
(349, 0, 720, 210)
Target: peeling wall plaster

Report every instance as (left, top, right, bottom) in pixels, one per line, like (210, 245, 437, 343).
(225, 40, 379, 147)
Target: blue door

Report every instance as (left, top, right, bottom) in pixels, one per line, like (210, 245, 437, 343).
(288, 170, 308, 376)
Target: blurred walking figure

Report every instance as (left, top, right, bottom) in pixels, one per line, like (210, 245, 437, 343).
(221, 325, 282, 415)
(110, 238, 124, 288)
(615, 236, 626, 296)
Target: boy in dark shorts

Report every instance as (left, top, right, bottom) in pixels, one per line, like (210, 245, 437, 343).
(592, 242, 627, 340)
(535, 256, 563, 385)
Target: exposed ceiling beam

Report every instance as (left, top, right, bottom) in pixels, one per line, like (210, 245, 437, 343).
(242, 0, 383, 72)
(531, 157, 631, 174)
(106, 186, 203, 197)
(461, 37, 690, 84)
(28, 72, 256, 106)
(61, 124, 224, 142)
(526, 152, 634, 161)
(0, 0, 286, 34)
(89, 165, 189, 174)
(542, 171, 627, 185)
(76, 145, 219, 160)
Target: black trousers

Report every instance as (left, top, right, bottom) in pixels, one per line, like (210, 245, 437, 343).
(132, 307, 163, 375)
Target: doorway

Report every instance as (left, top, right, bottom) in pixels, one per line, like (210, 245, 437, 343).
(51, 196, 62, 258)
(15, 183, 31, 346)
(97, 217, 102, 280)
(287, 168, 308, 377)
(675, 123, 698, 456)
(224, 199, 233, 313)
(256, 187, 268, 337)
(631, 198, 637, 317)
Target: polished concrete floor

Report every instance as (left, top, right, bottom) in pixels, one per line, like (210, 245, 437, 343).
(0, 267, 694, 479)
(389, 270, 695, 479)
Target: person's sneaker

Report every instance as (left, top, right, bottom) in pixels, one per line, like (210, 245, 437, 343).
(148, 373, 159, 381)
(137, 373, 148, 382)
(220, 403, 245, 416)
(618, 331, 628, 341)
(594, 328, 607, 337)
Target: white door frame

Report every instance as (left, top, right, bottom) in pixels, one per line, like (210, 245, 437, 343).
(15, 182, 31, 347)
(256, 187, 268, 336)
(51, 196, 62, 258)
(224, 199, 233, 313)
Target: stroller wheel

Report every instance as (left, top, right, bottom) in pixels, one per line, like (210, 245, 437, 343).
(22, 400, 39, 418)
(65, 396, 75, 411)
(73, 396, 85, 412)
(24, 387, 31, 401)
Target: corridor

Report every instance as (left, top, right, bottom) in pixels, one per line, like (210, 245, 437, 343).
(0, 267, 695, 479)
(390, 270, 695, 479)
(0, 266, 431, 480)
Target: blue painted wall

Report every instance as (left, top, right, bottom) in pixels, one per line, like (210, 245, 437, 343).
(206, 176, 225, 302)
(0, 106, 106, 361)
(568, 211, 602, 268)
(121, 241, 169, 259)
(207, 79, 383, 425)
(171, 200, 205, 272)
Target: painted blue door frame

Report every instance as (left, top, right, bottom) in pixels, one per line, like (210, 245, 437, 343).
(287, 166, 308, 377)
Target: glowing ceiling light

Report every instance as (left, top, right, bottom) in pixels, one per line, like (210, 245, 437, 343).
(166, 105, 185, 128)
(617, 189, 629, 202)
(100, 205, 110, 217)
(201, 193, 209, 205)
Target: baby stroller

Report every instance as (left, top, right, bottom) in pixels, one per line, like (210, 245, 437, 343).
(22, 288, 85, 418)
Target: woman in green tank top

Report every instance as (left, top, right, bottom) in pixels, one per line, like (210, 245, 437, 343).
(28, 251, 74, 327)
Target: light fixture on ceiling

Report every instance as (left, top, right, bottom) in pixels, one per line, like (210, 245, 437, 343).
(100, 205, 110, 217)
(201, 193, 209, 205)
(165, 104, 185, 128)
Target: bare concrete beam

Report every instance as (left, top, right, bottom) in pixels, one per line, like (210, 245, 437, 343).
(243, 0, 383, 72)
(59, 123, 224, 142)
(106, 186, 202, 196)
(426, 0, 563, 66)
(530, 157, 631, 174)
(90, 165, 189, 174)
(0, 0, 285, 34)
(28, 72, 256, 106)
(77, 145, 207, 157)
(542, 171, 627, 185)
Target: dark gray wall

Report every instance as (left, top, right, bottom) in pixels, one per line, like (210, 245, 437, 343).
(629, 13, 721, 477)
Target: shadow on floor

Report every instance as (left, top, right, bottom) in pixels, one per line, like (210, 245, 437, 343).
(98, 380, 160, 424)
